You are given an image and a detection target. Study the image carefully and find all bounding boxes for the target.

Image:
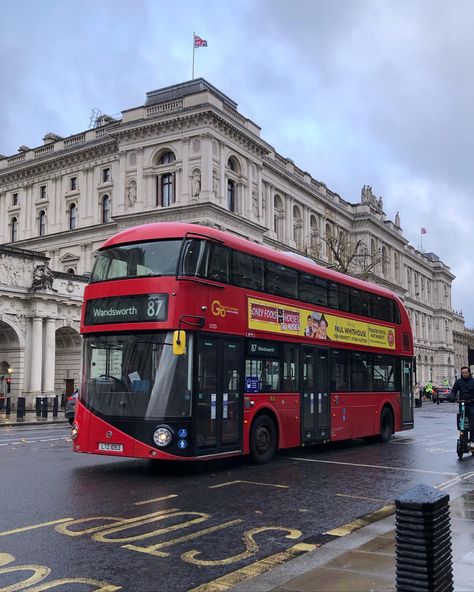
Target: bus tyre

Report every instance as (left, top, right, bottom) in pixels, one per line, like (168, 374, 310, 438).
(379, 408, 393, 443)
(250, 415, 277, 464)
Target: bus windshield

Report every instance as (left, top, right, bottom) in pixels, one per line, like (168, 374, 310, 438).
(91, 239, 182, 282)
(81, 332, 193, 420)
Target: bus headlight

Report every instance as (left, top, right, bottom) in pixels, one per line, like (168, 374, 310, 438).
(153, 426, 173, 447)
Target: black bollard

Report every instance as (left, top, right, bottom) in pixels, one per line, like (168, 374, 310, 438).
(36, 396, 42, 417)
(16, 397, 25, 419)
(41, 396, 48, 418)
(60, 393, 66, 409)
(5, 397, 11, 415)
(53, 396, 58, 417)
(395, 484, 453, 592)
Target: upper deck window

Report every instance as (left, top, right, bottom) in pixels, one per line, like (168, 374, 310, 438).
(91, 239, 182, 282)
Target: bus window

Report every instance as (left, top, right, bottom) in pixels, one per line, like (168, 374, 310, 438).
(299, 273, 328, 307)
(180, 239, 209, 277)
(373, 355, 397, 391)
(91, 240, 182, 282)
(331, 350, 350, 391)
(351, 352, 372, 391)
(232, 250, 264, 291)
(283, 343, 299, 391)
(370, 294, 393, 322)
(265, 261, 297, 299)
(350, 289, 369, 316)
(207, 244, 229, 283)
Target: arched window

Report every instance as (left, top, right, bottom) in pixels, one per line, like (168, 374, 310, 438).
(39, 210, 46, 237)
(11, 217, 18, 242)
(69, 203, 77, 230)
(293, 205, 302, 247)
(102, 195, 111, 223)
(227, 157, 239, 172)
(66, 268, 75, 275)
(273, 195, 284, 240)
(156, 150, 176, 207)
(159, 151, 176, 165)
(227, 179, 236, 211)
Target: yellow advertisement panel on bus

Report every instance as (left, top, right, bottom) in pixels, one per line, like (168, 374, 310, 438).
(247, 297, 395, 350)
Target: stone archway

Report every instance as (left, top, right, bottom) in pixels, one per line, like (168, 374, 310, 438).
(55, 326, 81, 397)
(0, 320, 23, 398)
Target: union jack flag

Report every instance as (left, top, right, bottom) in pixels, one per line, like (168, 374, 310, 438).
(421, 227, 427, 234)
(194, 34, 208, 48)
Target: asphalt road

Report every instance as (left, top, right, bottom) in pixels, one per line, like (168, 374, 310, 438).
(1, 402, 472, 592)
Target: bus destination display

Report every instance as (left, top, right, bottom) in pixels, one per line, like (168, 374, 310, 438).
(85, 294, 168, 325)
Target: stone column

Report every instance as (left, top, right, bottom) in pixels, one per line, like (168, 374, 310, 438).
(43, 318, 56, 394)
(83, 165, 94, 226)
(181, 138, 190, 205)
(114, 152, 126, 216)
(285, 195, 292, 244)
(30, 317, 43, 393)
(264, 182, 273, 231)
(200, 133, 214, 202)
(219, 141, 225, 205)
(0, 192, 6, 243)
(136, 148, 145, 210)
(256, 165, 263, 222)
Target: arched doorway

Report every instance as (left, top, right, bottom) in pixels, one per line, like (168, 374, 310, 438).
(55, 327, 81, 397)
(0, 320, 23, 398)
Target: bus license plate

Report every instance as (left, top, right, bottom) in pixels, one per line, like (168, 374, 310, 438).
(98, 442, 123, 452)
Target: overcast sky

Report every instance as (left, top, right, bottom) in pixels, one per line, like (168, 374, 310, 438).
(1, 0, 473, 324)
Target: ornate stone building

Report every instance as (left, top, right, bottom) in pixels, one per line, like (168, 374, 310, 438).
(0, 78, 472, 399)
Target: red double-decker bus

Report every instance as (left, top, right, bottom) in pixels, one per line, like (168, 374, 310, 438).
(73, 222, 414, 463)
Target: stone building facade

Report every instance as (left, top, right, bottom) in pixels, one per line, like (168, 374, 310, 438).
(0, 78, 472, 396)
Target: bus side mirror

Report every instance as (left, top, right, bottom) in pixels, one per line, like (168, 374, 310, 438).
(173, 330, 186, 356)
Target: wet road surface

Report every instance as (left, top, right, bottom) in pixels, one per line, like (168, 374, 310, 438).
(1, 403, 473, 591)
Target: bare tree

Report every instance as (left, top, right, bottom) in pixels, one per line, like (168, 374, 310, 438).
(305, 234, 385, 281)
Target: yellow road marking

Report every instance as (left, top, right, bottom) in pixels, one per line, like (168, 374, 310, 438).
(209, 480, 289, 489)
(325, 504, 394, 537)
(0, 518, 74, 537)
(133, 494, 179, 506)
(336, 493, 384, 502)
(123, 519, 242, 557)
(189, 542, 318, 591)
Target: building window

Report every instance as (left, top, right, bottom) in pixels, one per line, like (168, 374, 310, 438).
(158, 173, 174, 207)
(156, 150, 176, 207)
(40, 185, 47, 200)
(102, 168, 111, 183)
(70, 177, 77, 191)
(66, 268, 75, 275)
(159, 151, 176, 165)
(227, 180, 236, 211)
(102, 195, 111, 223)
(69, 203, 78, 230)
(12, 193, 18, 207)
(39, 210, 46, 236)
(11, 217, 18, 242)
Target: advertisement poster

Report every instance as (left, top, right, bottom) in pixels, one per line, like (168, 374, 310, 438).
(248, 297, 395, 350)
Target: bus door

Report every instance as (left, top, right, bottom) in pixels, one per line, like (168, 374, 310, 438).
(400, 357, 414, 428)
(301, 347, 330, 444)
(194, 336, 243, 456)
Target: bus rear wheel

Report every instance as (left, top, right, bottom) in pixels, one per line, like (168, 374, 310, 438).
(379, 408, 393, 443)
(250, 415, 277, 464)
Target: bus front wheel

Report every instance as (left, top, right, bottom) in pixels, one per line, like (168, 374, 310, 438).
(250, 415, 277, 464)
(379, 408, 394, 443)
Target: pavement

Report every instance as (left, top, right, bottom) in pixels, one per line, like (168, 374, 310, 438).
(2, 407, 473, 591)
(229, 477, 474, 592)
(0, 409, 68, 427)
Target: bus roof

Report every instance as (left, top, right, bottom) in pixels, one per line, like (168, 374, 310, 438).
(101, 222, 401, 302)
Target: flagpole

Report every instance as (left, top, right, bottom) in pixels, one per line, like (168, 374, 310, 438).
(420, 229, 423, 252)
(192, 32, 195, 79)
